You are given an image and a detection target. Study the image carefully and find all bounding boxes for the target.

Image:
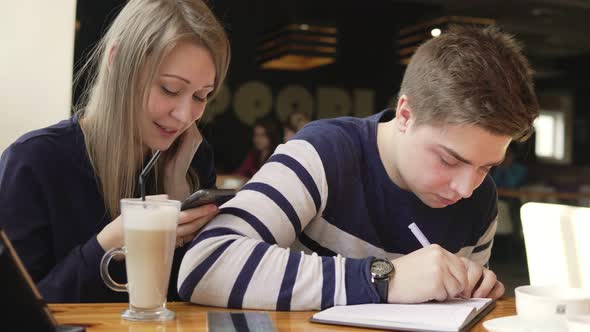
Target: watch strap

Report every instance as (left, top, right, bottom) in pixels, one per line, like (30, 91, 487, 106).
(374, 277, 389, 303)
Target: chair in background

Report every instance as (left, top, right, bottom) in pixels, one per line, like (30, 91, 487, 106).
(520, 202, 590, 289)
(496, 199, 514, 235)
(519, 184, 558, 204)
(578, 184, 590, 207)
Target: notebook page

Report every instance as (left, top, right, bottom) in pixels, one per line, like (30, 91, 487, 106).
(440, 298, 491, 311)
(431, 298, 492, 323)
(313, 302, 478, 329)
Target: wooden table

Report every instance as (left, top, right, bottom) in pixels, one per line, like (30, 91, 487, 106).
(51, 297, 515, 331)
(497, 188, 590, 200)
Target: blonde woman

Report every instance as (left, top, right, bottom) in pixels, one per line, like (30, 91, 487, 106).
(0, 0, 230, 303)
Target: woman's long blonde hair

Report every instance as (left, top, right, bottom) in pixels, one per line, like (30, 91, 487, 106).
(75, 0, 230, 218)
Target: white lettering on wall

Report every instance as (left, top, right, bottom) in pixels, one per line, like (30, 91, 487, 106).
(206, 81, 378, 125)
(233, 81, 273, 126)
(354, 89, 376, 119)
(317, 87, 351, 119)
(202, 82, 231, 123)
(275, 85, 313, 123)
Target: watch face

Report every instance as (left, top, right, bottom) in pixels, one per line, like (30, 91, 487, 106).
(371, 259, 393, 277)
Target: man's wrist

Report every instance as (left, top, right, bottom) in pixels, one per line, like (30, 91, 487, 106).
(370, 258, 395, 303)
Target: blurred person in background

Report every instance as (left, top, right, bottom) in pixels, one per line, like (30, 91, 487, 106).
(283, 110, 311, 141)
(491, 143, 527, 189)
(233, 117, 282, 178)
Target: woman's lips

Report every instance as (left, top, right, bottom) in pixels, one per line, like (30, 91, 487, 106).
(154, 122, 178, 137)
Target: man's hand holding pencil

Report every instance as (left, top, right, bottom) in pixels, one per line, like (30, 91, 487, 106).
(384, 222, 504, 304)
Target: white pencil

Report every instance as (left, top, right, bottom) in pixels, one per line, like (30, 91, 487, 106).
(408, 222, 431, 247)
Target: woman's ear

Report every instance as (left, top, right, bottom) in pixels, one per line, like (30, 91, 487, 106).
(394, 94, 415, 133)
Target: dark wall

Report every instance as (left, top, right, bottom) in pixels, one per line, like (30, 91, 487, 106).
(72, 0, 590, 174)
(536, 55, 590, 167)
(73, 0, 440, 172)
(205, 0, 438, 172)
(567, 58, 590, 167)
(73, 0, 126, 105)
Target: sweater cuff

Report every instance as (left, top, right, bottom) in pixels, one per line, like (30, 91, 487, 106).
(80, 235, 106, 281)
(344, 256, 380, 304)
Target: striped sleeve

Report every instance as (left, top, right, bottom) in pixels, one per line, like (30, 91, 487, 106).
(468, 217, 497, 267)
(466, 175, 498, 268)
(177, 139, 379, 310)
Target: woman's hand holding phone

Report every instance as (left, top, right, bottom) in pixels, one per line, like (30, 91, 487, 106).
(181, 189, 236, 211)
(176, 203, 219, 248)
(164, 124, 203, 200)
(175, 189, 235, 246)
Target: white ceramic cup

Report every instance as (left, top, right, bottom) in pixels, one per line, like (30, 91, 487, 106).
(567, 315, 590, 332)
(515, 285, 590, 329)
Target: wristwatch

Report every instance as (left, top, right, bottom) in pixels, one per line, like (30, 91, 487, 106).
(370, 258, 395, 303)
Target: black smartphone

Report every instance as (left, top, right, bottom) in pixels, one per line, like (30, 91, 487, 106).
(181, 189, 237, 211)
(207, 312, 277, 332)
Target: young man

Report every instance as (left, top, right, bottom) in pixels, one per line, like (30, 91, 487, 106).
(178, 25, 539, 310)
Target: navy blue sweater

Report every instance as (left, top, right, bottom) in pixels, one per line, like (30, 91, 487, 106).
(0, 115, 216, 303)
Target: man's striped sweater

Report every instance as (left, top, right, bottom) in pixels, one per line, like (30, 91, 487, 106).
(178, 110, 498, 311)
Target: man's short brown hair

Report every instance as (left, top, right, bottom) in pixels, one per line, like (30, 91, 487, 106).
(399, 25, 539, 141)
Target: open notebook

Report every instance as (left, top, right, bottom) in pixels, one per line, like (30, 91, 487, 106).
(310, 298, 495, 332)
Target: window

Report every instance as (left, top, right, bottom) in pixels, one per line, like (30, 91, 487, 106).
(533, 109, 571, 164)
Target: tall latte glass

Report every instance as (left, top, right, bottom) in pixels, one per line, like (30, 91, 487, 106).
(100, 198, 180, 321)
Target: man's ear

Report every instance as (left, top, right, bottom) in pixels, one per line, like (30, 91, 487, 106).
(394, 94, 414, 133)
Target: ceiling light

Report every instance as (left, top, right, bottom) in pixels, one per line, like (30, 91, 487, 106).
(257, 23, 338, 71)
(398, 16, 496, 65)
